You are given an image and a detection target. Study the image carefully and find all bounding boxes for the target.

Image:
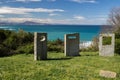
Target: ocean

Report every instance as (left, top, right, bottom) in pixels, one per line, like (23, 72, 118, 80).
(0, 25, 102, 41)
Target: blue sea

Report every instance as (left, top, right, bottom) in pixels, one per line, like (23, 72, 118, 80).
(0, 25, 102, 41)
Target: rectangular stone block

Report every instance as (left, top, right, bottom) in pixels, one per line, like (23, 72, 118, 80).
(34, 32, 47, 60)
(99, 70, 117, 78)
(64, 33, 80, 56)
(99, 33, 115, 56)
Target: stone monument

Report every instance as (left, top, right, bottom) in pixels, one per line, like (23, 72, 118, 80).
(34, 32, 47, 60)
(99, 33, 115, 56)
(64, 33, 80, 56)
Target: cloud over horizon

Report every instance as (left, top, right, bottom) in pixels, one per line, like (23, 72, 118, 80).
(0, 16, 106, 25)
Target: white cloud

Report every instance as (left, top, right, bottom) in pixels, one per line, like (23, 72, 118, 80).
(0, 18, 49, 23)
(74, 16, 85, 20)
(72, 15, 107, 24)
(0, 16, 107, 25)
(0, 7, 64, 14)
(0, 12, 107, 25)
(49, 13, 59, 16)
(0, 17, 75, 24)
(0, 17, 69, 24)
(71, 0, 96, 3)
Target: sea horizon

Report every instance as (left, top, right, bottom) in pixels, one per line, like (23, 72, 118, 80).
(0, 25, 104, 41)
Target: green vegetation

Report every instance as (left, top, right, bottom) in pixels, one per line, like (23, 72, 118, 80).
(102, 36, 112, 45)
(48, 38, 64, 53)
(0, 29, 65, 57)
(0, 29, 34, 57)
(0, 52, 120, 80)
(115, 33, 120, 54)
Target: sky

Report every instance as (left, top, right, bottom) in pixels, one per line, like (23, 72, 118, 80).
(0, 0, 120, 25)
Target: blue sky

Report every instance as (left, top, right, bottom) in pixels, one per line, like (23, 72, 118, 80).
(0, 0, 120, 25)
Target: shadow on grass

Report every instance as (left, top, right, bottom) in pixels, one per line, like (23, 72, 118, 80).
(46, 57, 72, 61)
(82, 54, 98, 56)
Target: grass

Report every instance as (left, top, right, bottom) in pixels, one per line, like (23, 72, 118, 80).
(0, 52, 120, 80)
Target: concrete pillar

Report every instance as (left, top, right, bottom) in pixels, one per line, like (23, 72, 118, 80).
(99, 33, 115, 56)
(34, 32, 47, 60)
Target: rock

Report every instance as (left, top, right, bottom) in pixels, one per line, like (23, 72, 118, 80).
(99, 70, 117, 78)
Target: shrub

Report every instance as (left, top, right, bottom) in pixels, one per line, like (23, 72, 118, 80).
(114, 33, 120, 55)
(47, 39, 64, 52)
(3, 33, 18, 50)
(115, 39, 120, 55)
(0, 44, 15, 57)
(88, 36, 99, 52)
(0, 30, 6, 43)
(102, 36, 112, 45)
(15, 43, 34, 54)
(0, 30, 34, 57)
(17, 29, 34, 45)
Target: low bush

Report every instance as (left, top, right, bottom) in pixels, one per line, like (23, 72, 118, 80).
(0, 44, 15, 57)
(47, 38, 64, 52)
(0, 29, 34, 57)
(16, 43, 34, 54)
(115, 39, 120, 55)
(102, 36, 112, 45)
(115, 33, 120, 55)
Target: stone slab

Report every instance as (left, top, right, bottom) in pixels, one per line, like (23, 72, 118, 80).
(99, 70, 117, 78)
(34, 32, 47, 60)
(64, 33, 80, 56)
(99, 33, 115, 56)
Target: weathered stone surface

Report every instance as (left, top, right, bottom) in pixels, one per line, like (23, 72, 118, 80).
(99, 70, 117, 78)
(34, 32, 47, 60)
(99, 33, 115, 56)
(64, 33, 80, 56)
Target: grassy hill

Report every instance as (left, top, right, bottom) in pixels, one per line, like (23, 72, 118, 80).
(0, 52, 120, 80)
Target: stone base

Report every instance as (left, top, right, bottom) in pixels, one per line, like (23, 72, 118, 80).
(99, 70, 117, 78)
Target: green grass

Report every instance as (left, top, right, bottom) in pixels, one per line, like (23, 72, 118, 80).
(0, 52, 120, 80)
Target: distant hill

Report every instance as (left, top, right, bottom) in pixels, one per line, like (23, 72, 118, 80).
(0, 21, 50, 25)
